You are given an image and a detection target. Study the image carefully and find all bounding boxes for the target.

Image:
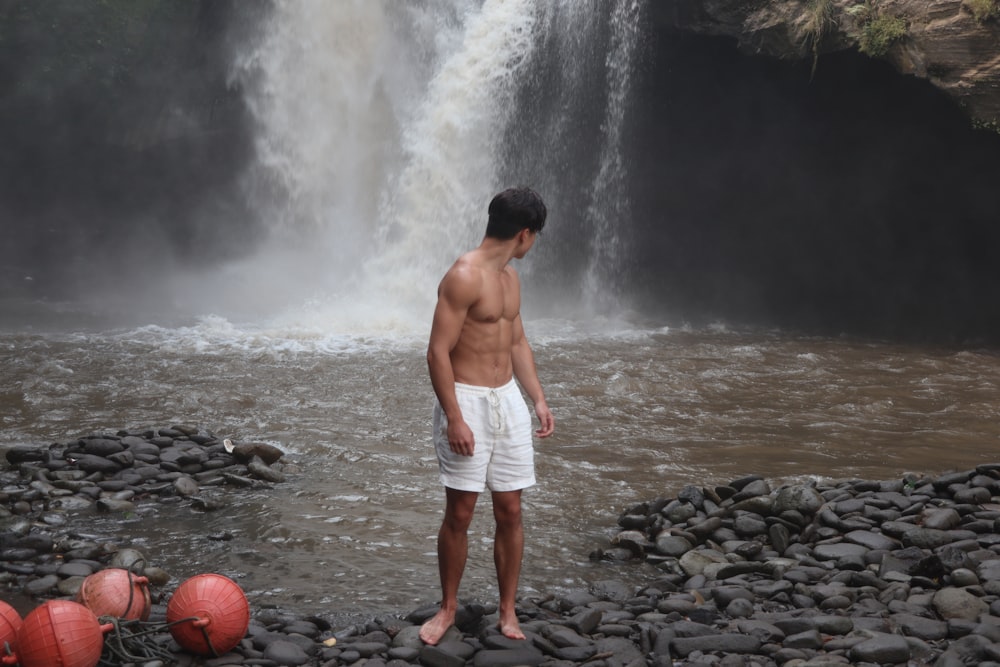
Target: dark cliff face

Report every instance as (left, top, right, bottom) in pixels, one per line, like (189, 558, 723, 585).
(0, 0, 270, 294)
(625, 27, 1000, 344)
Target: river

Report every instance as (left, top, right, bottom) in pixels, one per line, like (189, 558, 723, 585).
(3, 308, 998, 617)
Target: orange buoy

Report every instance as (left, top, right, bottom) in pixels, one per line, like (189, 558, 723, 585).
(166, 573, 249, 656)
(15, 600, 110, 667)
(76, 568, 152, 621)
(0, 600, 21, 664)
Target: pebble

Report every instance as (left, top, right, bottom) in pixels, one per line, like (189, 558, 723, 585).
(8, 427, 1000, 665)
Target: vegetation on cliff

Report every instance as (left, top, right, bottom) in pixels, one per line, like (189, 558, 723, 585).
(964, 0, 1000, 22)
(854, 7, 909, 58)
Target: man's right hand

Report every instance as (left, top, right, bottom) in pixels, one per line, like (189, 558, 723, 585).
(534, 399, 555, 438)
(447, 419, 476, 456)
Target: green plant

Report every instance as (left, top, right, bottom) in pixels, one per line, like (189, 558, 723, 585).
(964, 0, 1000, 21)
(803, 0, 834, 77)
(858, 13, 908, 57)
(972, 117, 1000, 134)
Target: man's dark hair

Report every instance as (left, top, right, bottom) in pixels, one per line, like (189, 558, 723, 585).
(485, 187, 547, 240)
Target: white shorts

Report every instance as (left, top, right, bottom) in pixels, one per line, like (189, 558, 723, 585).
(433, 379, 535, 493)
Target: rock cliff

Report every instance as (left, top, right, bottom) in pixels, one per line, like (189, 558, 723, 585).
(653, 0, 1000, 129)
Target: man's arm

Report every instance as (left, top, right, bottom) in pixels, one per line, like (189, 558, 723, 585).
(427, 265, 479, 456)
(511, 312, 554, 438)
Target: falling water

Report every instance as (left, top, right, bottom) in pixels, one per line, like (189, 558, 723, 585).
(226, 0, 648, 329)
(580, 0, 646, 310)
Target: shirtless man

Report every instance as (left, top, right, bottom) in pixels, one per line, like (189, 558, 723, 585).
(420, 187, 555, 646)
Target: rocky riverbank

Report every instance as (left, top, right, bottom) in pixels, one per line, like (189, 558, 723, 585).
(4, 427, 1000, 666)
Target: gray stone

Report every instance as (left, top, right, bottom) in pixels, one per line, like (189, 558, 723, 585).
(664, 500, 697, 523)
(553, 645, 598, 661)
(679, 548, 727, 576)
(813, 542, 868, 561)
(568, 608, 603, 635)
(420, 646, 470, 667)
(979, 560, 1000, 582)
(733, 513, 767, 536)
(954, 487, 991, 504)
(677, 485, 705, 508)
(891, 612, 948, 640)
(923, 508, 962, 530)
(543, 626, 592, 649)
(387, 646, 419, 661)
(590, 579, 633, 602)
(263, 639, 310, 666)
(843, 529, 899, 551)
(783, 629, 823, 649)
(773, 485, 824, 515)
(933, 587, 989, 620)
(711, 586, 754, 608)
(82, 437, 125, 456)
(735, 619, 785, 642)
(350, 641, 391, 657)
(232, 441, 285, 465)
(23, 573, 60, 595)
(247, 457, 286, 483)
(73, 454, 122, 474)
(655, 534, 693, 557)
(725, 598, 754, 618)
(904, 528, 968, 549)
(849, 633, 910, 664)
(173, 476, 200, 497)
(813, 615, 854, 635)
(952, 568, 980, 587)
(96, 498, 136, 513)
(672, 633, 761, 656)
(594, 636, 645, 663)
(57, 561, 95, 578)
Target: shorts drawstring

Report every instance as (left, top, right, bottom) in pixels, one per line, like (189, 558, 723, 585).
(487, 389, 504, 434)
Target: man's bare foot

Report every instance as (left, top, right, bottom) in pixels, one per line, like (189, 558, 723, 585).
(498, 612, 525, 640)
(419, 609, 456, 645)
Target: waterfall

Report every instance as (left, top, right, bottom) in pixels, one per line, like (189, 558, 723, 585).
(580, 0, 647, 311)
(229, 0, 647, 331)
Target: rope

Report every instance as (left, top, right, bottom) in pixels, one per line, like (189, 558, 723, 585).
(97, 616, 202, 666)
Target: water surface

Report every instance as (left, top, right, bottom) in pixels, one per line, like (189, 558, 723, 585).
(3, 315, 997, 616)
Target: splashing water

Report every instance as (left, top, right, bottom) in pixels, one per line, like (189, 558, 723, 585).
(212, 0, 648, 336)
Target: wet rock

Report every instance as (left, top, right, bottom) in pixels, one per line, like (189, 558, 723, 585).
(849, 633, 910, 664)
(232, 441, 284, 465)
(248, 456, 286, 483)
(933, 587, 989, 620)
(12, 428, 1000, 667)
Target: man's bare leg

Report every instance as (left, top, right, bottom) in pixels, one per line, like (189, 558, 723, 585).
(421, 488, 479, 645)
(492, 489, 525, 640)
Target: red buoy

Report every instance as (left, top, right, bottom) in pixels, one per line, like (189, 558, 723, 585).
(166, 573, 249, 656)
(76, 568, 152, 621)
(15, 600, 109, 667)
(0, 600, 21, 664)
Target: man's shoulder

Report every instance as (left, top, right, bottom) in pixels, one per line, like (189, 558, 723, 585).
(444, 254, 483, 282)
(438, 256, 483, 303)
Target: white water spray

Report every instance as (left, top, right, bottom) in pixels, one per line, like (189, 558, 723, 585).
(581, 0, 647, 311)
(219, 0, 646, 335)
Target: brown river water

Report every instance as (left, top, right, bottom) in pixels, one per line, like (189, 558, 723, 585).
(3, 316, 999, 618)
